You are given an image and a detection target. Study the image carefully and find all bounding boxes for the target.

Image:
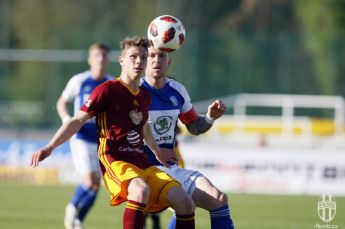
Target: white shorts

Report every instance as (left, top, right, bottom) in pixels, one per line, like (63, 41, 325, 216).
(157, 165, 203, 196)
(70, 137, 100, 176)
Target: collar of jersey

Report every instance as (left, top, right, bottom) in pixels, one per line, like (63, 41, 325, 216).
(117, 78, 140, 96)
(143, 78, 168, 92)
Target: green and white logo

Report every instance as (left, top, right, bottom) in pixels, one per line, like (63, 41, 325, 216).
(154, 116, 172, 134)
(318, 193, 336, 223)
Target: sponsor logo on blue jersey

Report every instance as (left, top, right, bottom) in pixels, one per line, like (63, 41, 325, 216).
(154, 116, 173, 134)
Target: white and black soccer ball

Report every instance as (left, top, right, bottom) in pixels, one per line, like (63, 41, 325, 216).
(147, 15, 186, 52)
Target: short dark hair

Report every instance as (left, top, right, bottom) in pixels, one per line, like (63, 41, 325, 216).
(119, 36, 149, 54)
(88, 43, 110, 54)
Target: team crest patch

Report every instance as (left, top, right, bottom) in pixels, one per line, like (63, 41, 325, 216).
(129, 110, 143, 125)
(170, 96, 178, 106)
(84, 85, 92, 93)
(154, 116, 172, 134)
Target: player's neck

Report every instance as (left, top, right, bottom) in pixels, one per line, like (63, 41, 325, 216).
(90, 69, 106, 81)
(146, 76, 166, 89)
(119, 74, 140, 92)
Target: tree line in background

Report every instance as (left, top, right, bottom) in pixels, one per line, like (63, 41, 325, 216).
(1, 0, 345, 127)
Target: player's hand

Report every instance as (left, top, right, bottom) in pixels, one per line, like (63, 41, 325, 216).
(154, 148, 178, 168)
(31, 147, 53, 167)
(206, 99, 227, 120)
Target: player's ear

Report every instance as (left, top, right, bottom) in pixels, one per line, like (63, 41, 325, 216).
(168, 58, 172, 65)
(118, 55, 123, 66)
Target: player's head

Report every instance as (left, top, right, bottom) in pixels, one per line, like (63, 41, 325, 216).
(88, 43, 110, 77)
(119, 36, 149, 79)
(145, 46, 171, 80)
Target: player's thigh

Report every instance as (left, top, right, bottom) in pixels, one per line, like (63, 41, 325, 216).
(105, 161, 146, 206)
(192, 176, 228, 210)
(145, 167, 181, 212)
(70, 137, 99, 175)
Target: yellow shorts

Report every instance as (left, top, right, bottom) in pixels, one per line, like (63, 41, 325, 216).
(102, 161, 181, 213)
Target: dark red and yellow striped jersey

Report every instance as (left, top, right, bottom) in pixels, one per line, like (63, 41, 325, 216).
(80, 78, 152, 174)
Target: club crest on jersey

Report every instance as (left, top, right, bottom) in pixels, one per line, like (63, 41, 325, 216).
(84, 85, 92, 93)
(129, 110, 143, 125)
(170, 96, 178, 106)
(154, 116, 173, 134)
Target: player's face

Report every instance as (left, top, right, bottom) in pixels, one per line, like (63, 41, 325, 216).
(146, 47, 170, 79)
(119, 46, 148, 80)
(88, 48, 109, 75)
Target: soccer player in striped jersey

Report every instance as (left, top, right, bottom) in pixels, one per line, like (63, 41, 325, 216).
(56, 43, 112, 229)
(142, 46, 234, 229)
(31, 36, 195, 229)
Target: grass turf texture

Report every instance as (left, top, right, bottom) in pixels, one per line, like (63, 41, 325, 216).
(0, 182, 344, 229)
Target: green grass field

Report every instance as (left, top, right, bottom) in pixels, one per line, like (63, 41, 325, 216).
(0, 182, 344, 229)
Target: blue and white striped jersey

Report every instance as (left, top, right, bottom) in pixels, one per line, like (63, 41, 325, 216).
(61, 70, 112, 143)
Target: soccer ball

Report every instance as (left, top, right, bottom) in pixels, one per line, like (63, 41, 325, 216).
(147, 15, 186, 52)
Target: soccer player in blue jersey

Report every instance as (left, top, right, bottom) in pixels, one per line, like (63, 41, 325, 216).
(142, 46, 235, 229)
(56, 43, 113, 229)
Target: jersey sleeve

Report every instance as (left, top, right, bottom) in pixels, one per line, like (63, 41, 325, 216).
(61, 76, 81, 102)
(178, 107, 199, 125)
(80, 83, 109, 116)
(171, 80, 199, 125)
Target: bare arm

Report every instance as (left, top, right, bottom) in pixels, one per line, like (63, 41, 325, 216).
(56, 96, 71, 123)
(186, 99, 227, 135)
(31, 110, 91, 167)
(143, 121, 178, 167)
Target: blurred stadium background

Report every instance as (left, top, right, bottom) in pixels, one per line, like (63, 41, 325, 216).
(1, 0, 345, 228)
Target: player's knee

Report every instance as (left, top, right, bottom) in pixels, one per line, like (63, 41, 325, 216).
(175, 194, 195, 214)
(92, 174, 101, 189)
(135, 183, 150, 200)
(211, 191, 228, 210)
(182, 195, 195, 214)
(207, 190, 229, 210)
(83, 172, 101, 190)
(91, 182, 100, 190)
(168, 187, 195, 214)
(218, 192, 228, 205)
(128, 179, 151, 203)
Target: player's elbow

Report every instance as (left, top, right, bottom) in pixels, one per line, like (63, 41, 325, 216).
(187, 128, 201, 136)
(56, 97, 67, 112)
(186, 123, 202, 136)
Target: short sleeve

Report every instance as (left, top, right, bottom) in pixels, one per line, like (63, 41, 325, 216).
(80, 82, 109, 116)
(61, 76, 81, 102)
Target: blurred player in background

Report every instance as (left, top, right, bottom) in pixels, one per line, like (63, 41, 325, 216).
(56, 43, 112, 229)
(32, 36, 196, 229)
(142, 46, 234, 229)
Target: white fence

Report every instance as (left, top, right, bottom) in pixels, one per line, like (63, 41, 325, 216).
(183, 93, 345, 195)
(194, 93, 345, 136)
